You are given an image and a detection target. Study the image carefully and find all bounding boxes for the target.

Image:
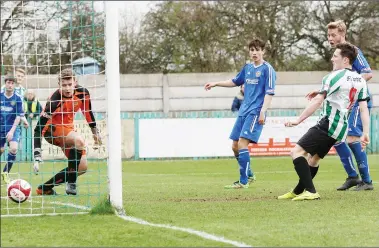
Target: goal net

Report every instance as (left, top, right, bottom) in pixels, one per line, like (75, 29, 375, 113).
(1, 1, 122, 217)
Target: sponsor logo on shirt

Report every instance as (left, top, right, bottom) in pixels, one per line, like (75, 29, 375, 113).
(246, 78, 258, 84)
(347, 76, 361, 82)
(1, 106, 13, 112)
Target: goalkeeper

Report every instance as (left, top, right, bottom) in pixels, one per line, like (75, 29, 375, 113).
(33, 68, 102, 195)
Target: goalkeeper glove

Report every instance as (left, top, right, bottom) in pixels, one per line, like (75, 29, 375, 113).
(91, 127, 103, 149)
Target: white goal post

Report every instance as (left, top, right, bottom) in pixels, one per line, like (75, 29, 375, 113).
(104, 1, 123, 212)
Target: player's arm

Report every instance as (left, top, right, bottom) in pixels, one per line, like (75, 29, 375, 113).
(204, 79, 237, 90)
(81, 88, 102, 145)
(357, 82, 371, 149)
(354, 50, 373, 82)
(359, 100, 370, 142)
(33, 91, 61, 160)
(6, 116, 21, 142)
(16, 96, 29, 129)
(259, 66, 276, 124)
(286, 93, 325, 127)
(205, 65, 246, 90)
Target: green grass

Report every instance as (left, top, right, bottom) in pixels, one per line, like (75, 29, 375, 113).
(90, 196, 115, 215)
(1, 155, 379, 247)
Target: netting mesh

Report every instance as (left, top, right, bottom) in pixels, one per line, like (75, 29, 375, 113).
(1, 0, 108, 216)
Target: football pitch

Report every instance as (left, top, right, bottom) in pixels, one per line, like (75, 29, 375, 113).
(1, 155, 378, 247)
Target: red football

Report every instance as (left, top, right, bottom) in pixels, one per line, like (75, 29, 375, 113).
(7, 179, 32, 203)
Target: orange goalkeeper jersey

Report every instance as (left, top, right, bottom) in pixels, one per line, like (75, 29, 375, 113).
(34, 85, 97, 148)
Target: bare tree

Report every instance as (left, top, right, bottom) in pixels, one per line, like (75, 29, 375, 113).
(1, 1, 68, 74)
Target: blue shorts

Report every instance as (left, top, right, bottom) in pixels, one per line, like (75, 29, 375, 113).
(229, 114, 264, 143)
(348, 105, 371, 137)
(0, 128, 21, 148)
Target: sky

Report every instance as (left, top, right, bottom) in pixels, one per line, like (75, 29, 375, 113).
(95, 1, 158, 29)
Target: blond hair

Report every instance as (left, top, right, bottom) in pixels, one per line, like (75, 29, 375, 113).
(15, 68, 26, 75)
(24, 89, 35, 97)
(327, 20, 346, 35)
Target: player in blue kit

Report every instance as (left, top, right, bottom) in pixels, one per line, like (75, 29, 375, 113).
(204, 38, 276, 189)
(306, 20, 374, 191)
(0, 75, 29, 183)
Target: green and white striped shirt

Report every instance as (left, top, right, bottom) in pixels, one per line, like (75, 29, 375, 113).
(319, 68, 369, 141)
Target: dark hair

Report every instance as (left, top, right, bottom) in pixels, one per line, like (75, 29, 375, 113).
(58, 68, 76, 81)
(248, 38, 266, 51)
(335, 43, 357, 65)
(4, 74, 17, 83)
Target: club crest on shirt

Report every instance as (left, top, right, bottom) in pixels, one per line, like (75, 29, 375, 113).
(255, 71, 261, 77)
(11, 101, 16, 106)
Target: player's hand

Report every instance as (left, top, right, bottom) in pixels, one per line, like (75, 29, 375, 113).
(204, 82, 216, 91)
(360, 133, 370, 150)
(29, 113, 34, 119)
(305, 90, 319, 101)
(93, 133, 103, 148)
(285, 120, 300, 127)
(6, 131, 14, 142)
(91, 127, 102, 149)
(258, 111, 266, 125)
(22, 119, 29, 129)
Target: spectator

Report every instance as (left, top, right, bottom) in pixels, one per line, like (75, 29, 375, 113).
(231, 84, 244, 112)
(1, 68, 26, 97)
(23, 89, 42, 120)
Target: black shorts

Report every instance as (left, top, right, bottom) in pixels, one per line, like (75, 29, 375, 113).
(297, 117, 337, 159)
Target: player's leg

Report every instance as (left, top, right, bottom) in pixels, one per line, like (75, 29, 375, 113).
(239, 114, 264, 184)
(346, 106, 373, 190)
(3, 141, 19, 173)
(334, 105, 361, 190)
(278, 121, 334, 200)
(290, 144, 317, 192)
(347, 137, 373, 191)
(0, 135, 10, 183)
(232, 140, 254, 183)
(63, 147, 88, 195)
(225, 114, 262, 189)
(289, 154, 320, 197)
(226, 116, 248, 189)
(37, 128, 86, 195)
(1, 129, 21, 183)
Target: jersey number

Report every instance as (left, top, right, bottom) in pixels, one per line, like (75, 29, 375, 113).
(348, 87, 357, 109)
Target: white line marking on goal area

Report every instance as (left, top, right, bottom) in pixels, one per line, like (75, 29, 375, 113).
(1, 212, 89, 218)
(117, 214, 251, 247)
(1, 200, 251, 247)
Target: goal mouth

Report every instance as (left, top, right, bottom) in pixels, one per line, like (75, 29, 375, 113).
(0, 1, 122, 218)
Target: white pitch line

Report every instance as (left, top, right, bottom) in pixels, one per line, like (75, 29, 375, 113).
(126, 168, 379, 177)
(1, 212, 89, 218)
(48, 201, 91, 211)
(117, 213, 252, 247)
(1, 200, 251, 247)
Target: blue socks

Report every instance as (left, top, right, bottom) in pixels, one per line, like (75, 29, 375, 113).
(349, 142, 371, 183)
(334, 142, 358, 177)
(238, 149, 250, 185)
(334, 141, 372, 183)
(3, 152, 16, 173)
(236, 154, 253, 178)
